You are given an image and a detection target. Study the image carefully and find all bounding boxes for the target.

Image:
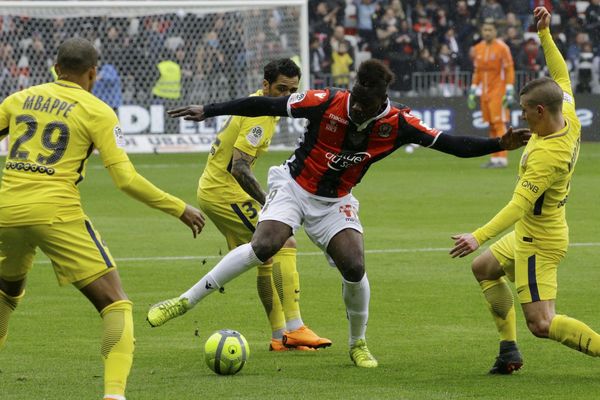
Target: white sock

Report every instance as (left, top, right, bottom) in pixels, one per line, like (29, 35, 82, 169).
(181, 243, 261, 306)
(342, 274, 370, 347)
(285, 318, 304, 332)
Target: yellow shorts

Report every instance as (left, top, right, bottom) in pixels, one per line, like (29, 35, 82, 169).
(197, 195, 261, 250)
(0, 217, 116, 287)
(490, 231, 565, 304)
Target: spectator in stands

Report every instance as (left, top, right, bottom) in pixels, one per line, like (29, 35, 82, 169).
(413, 13, 436, 52)
(0, 43, 17, 99)
(387, 18, 416, 93)
(574, 41, 599, 93)
(152, 49, 183, 133)
(329, 25, 355, 63)
(503, 12, 523, 38)
(438, 43, 460, 96)
(309, 35, 330, 88)
(312, 1, 338, 37)
(585, 0, 600, 50)
(374, 7, 399, 59)
(567, 32, 589, 68)
(504, 26, 524, 63)
(479, 0, 505, 23)
(504, 0, 531, 30)
(388, 0, 406, 21)
(517, 37, 545, 74)
(26, 34, 51, 86)
(415, 47, 437, 74)
(355, 0, 379, 50)
(93, 62, 122, 113)
(331, 41, 354, 87)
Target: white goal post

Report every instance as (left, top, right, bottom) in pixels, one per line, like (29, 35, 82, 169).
(0, 0, 309, 153)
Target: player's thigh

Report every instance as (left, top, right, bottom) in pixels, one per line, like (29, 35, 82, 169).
(488, 231, 516, 282)
(514, 243, 564, 304)
(258, 167, 303, 235)
(198, 196, 256, 249)
(304, 194, 363, 253)
(0, 226, 37, 282)
(32, 218, 117, 288)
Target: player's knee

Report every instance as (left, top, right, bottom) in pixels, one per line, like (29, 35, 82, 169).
(471, 256, 488, 281)
(525, 317, 551, 338)
(251, 236, 281, 262)
(338, 259, 365, 282)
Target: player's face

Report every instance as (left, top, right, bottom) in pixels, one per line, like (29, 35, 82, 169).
(263, 75, 300, 97)
(481, 24, 496, 42)
(349, 92, 386, 126)
(519, 95, 541, 131)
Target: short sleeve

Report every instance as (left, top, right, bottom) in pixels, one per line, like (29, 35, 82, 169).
(287, 89, 331, 119)
(233, 116, 274, 157)
(514, 150, 556, 205)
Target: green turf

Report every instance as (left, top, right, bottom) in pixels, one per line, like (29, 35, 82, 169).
(1, 143, 600, 399)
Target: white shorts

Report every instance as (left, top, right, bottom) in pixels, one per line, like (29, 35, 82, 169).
(258, 165, 363, 252)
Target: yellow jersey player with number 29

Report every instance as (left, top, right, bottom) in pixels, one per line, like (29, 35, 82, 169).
(450, 6, 600, 374)
(0, 38, 205, 400)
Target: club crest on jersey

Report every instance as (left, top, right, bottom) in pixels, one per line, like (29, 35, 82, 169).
(114, 125, 125, 147)
(326, 119, 338, 133)
(246, 126, 264, 147)
(289, 92, 306, 104)
(377, 123, 393, 137)
(326, 151, 372, 171)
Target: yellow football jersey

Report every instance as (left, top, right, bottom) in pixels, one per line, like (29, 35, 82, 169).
(0, 80, 129, 226)
(198, 90, 279, 202)
(513, 28, 581, 248)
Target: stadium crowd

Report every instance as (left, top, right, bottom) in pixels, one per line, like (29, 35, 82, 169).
(0, 0, 599, 104)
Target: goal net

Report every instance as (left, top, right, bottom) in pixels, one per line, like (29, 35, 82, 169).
(0, 0, 309, 151)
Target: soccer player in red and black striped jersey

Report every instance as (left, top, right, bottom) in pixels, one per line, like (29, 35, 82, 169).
(149, 59, 530, 368)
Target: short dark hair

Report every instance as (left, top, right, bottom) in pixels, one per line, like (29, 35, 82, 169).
(56, 37, 98, 75)
(519, 76, 563, 114)
(263, 58, 301, 84)
(352, 59, 394, 100)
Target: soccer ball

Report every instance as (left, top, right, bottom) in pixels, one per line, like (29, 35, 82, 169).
(204, 329, 250, 375)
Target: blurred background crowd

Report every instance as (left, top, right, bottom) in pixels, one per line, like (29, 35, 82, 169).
(0, 0, 599, 108)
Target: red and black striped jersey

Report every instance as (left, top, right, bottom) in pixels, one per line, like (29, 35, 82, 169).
(285, 88, 442, 198)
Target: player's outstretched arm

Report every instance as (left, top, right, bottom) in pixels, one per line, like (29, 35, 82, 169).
(535, 6, 572, 95)
(430, 127, 530, 157)
(168, 96, 290, 121)
(108, 161, 205, 237)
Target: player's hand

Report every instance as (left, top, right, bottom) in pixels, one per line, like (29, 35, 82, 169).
(467, 86, 477, 110)
(499, 126, 531, 150)
(450, 233, 480, 258)
(168, 105, 206, 121)
(534, 6, 551, 31)
(502, 84, 515, 108)
(179, 204, 206, 238)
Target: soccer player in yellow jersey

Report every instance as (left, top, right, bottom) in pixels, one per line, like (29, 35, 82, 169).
(450, 7, 600, 374)
(0, 38, 205, 400)
(148, 59, 331, 351)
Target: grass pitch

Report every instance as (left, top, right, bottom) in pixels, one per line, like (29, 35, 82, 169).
(2, 143, 600, 399)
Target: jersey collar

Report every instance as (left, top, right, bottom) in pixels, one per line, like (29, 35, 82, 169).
(54, 79, 84, 90)
(347, 94, 391, 132)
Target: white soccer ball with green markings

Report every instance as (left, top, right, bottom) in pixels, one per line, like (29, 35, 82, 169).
(204, 329, 249, 375)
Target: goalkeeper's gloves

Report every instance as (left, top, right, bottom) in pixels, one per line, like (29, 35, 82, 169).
(503, 84, 515, 108)
(467, 86, 477, 110)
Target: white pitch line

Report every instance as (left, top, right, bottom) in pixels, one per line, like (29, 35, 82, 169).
(88, 163, 201, 170)
(33, 242, 600, 265)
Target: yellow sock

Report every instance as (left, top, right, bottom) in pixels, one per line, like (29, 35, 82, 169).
(0, 288, 24, 350)
(101, 300, 134, 397)
(272, 248, 302, 323)
(256, 264, 285, 336)
(549, 314, 600, 357)
(480, 278, 517, 342)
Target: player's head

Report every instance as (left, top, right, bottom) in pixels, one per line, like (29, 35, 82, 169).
(518, 76, 563, 130)
(262, 58, 301, 98)
(55, 37, 98, 92)
(481, 19, 497, 42)
(349, 59, 394, 126)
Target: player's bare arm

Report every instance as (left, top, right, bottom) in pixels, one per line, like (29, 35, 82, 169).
(231, 148, 267, 205)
